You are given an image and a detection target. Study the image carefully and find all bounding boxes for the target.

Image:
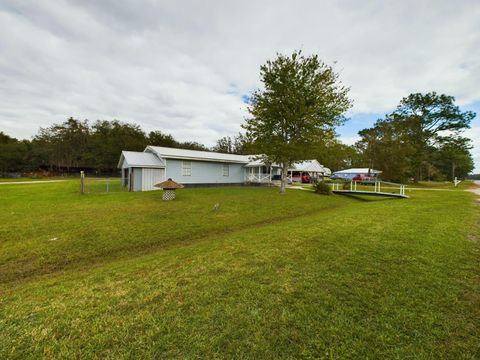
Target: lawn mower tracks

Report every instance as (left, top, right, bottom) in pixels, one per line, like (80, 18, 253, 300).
(1, 202, 344, 287)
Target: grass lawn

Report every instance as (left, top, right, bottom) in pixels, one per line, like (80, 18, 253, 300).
(1, 180, 479, 358)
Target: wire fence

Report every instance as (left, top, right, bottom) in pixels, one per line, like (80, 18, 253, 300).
(80, 171, 126, 194)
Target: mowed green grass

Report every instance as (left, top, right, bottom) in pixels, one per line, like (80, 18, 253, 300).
(0, 180, 342, 283)
(1, 180, 479, 359)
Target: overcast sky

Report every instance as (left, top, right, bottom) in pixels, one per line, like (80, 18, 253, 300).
(1, 0, 479, 170)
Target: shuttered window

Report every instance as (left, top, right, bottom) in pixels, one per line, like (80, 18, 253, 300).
(222, 163, 229, 176)
(182, 161, 192, 176)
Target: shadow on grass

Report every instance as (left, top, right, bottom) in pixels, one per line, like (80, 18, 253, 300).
(335, 194, 404, 202)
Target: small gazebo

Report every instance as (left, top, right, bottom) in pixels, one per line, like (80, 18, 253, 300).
(154, 178, 184, 201)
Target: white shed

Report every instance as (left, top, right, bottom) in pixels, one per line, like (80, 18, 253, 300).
(117, 151, 166, 191)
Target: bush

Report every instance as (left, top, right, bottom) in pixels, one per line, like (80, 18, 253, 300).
(314, 182, 331, 195)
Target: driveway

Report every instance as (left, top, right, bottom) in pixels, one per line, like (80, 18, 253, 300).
(0, 180, 66, 185)
(467, 181, 480, 197)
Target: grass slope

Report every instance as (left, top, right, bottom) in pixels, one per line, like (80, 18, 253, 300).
(0, 181, 343, 283)
(1, 181, 479, 359)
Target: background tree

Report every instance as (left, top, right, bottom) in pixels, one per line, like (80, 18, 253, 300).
(310, 135, 361, 172)
(212, 136, 234, 153)
(148, 131, 178, 148)
(389, 92, 474, 181)
(243, 51, 351, 193)
(356, 93, 475, 182)
(434, 136, 474, 180)
(88, 120, 147, 172)
(0, 132, 28, 174)
(212, 133, 251, 154)
(179, 141, 210, 151)
(356, 118, 415, 182)
(35, 117, 90, 171)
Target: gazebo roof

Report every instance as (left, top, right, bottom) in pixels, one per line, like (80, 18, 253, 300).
(154, 178, 184, 189)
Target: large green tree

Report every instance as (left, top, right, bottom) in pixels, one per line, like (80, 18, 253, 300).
(356, 118, 415, 182)
(390, 92, 474, 181)
(357, 92, 475, 182)
(243, 51, 351, 193)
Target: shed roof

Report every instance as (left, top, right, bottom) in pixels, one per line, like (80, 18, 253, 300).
(146, 146, 252, 163)
(333, 168, 382, 174)
(118, 151, 165, 168)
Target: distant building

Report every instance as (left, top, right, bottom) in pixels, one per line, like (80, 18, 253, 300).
(331, 168, 382, 181)
(118, 146, 331, 191)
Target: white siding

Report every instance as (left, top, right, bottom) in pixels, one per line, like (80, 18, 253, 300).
(141, 168, 165, 191)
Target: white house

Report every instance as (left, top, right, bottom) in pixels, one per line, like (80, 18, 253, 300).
(118, 146, 331, 191)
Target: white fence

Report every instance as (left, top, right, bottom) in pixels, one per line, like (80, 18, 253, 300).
(330, 180, 407, 196)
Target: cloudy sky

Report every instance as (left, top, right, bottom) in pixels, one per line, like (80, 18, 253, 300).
(1, 0, 479, 170)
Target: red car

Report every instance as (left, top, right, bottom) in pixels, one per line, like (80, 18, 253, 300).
(301, 173, 311, 183)
(352, 174, 376, 183)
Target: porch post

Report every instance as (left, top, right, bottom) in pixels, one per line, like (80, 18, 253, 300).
(258, 166, 261, 182)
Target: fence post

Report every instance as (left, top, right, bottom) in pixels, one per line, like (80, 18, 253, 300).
(80, 171, 85, 194)
(106, 178, 109, 193)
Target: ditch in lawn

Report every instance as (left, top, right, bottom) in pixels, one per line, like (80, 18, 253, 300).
(0, 180, 479, 358)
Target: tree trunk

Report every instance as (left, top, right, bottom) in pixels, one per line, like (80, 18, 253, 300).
(280, 164, 288, 194)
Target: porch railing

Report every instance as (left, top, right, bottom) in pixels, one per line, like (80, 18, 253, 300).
(245, 173, 272, 183)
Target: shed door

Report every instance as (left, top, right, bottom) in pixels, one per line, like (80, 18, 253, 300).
(142, 168, 165, 191)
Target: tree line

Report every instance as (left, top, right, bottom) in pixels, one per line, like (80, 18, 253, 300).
(0, 118, 209, 175)
(0, 51, 476, 183)
(355, 92, 475, 182)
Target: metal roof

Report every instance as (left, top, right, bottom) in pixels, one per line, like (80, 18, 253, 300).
(245, 159, 331, 175)
(118, 151, 165, 168)
(146, 146, 253, 163)
(244, 158, 266, 167)
(333, 168, 382, 174)
(291, 160, 328, 173)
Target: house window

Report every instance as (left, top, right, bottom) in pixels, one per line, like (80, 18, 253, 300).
(182, 160, 192, 176)
(222, 163, 229, 176)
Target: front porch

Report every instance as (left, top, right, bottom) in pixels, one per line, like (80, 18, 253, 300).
(244, 166, 274, 183)
(244, 166, 309, 184)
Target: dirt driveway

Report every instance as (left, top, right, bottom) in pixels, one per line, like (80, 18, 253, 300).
(467, 181, 480, 197)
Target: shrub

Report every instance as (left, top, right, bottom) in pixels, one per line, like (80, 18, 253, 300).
(314, 181, 331, 195)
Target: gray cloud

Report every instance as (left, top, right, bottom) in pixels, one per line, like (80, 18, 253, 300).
(1, 0, 479, 170)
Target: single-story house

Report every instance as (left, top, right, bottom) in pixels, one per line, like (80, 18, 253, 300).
(331, 168, 382, 181)
(118, 146, 331, 191)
